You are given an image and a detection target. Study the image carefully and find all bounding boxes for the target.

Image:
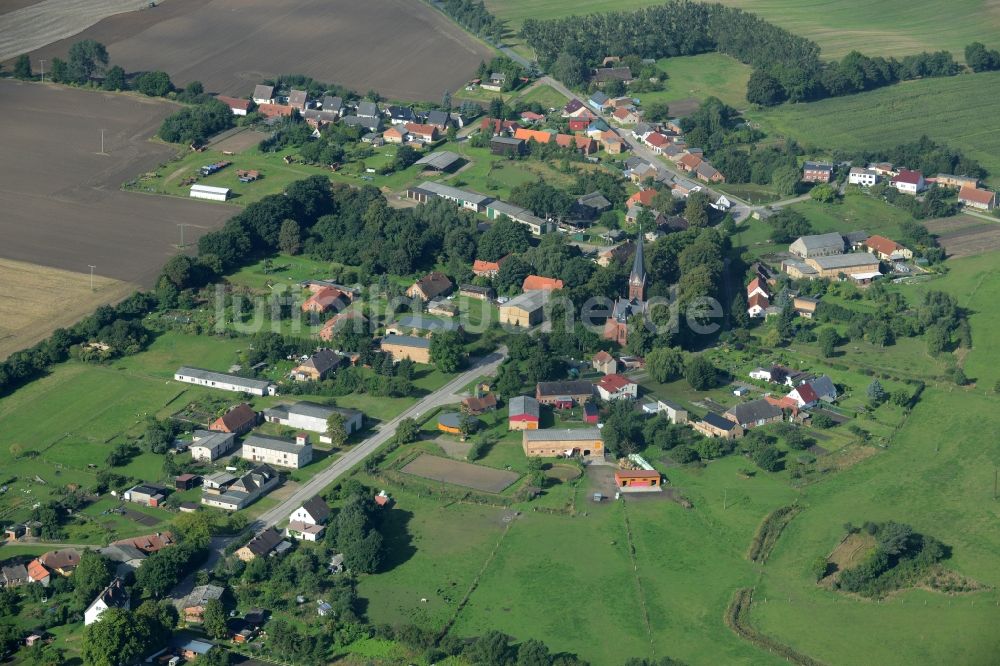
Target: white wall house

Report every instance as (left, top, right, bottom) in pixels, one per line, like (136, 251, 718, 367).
(84, 579, 129, 626)
(190, 430, 236, 462)
(174, 367, 276, 396)
(286, 496, 331, 541)
(241, 434, 313, 469)
(262, 402, 362, 444)
(848, 167, 877, 187)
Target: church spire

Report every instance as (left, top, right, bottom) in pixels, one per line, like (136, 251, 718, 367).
(628, 223, 646, 301)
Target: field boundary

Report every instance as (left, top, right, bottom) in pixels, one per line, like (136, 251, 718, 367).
(724, 588, 826, 666)
(747, 505, 802, 563)
(621, 503, 656, 654)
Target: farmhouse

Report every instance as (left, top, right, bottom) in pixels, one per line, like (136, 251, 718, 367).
(236, 529, 284, 562)
(2, 564, 27, 588)
(498, 290, 548, 327)
(523, 428, 604, 459)
(189, 184, 230, 202)
(181, 584, 225, 623)
(242, 433, 313, 469)
(508, 395, 540, 430)
(287, 89, 308, 110)
(659, 399, 688, 425)
(522, 275, 564, 292)
(747, 292, 770, 318)
(592, 67, 633, 85)
(463, 393, 498, 415)
(27, 559, 49, 587)
(935, 173, 978, 189)
(39, 549, 80, 576)
(263, 401, 362, 443)
(201, 464, 280, 511)
(380, 334, 431, 363)
(789, 233, 845, 258)
(490, 136, 525, 156)
(472, 256, 508, 277)
(287, 495, 330, 541)
(382, 125, 407, 143)
(848, 167, 878, 186)
(787, 382, 819, 408)
(252, 85, 274, 104)
(302, 286, 348, 314)
(958, 186, 997, 211)
(592, 350, 619, 375)
(793, 296, 821, 318)
(802, 161, 833, 183)
(406, 272, 453, 301)
(190, 430, 236, 462)
(890, 170, 926, 194)
(216, 95, 251, 116)
(292, 349, 345, 382)
(536, 380, 594, 407)
(865, 235, 913, 261)
(693, 412, 743, 439)
(174, 367, 276, 396)
(695, 162, 724, 183)
(459, 284, 494, 300)
(595, 374, 638, 401)
(210, 403, 259, 435)
(810, 375, 838, 402)
(319, 311, 368, 340)
(403, 122, 438, 143)
(724, 399, 783, 429)
(84, 578, 129, 626)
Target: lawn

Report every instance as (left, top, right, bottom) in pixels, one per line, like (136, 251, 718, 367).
(791, 195, 917, 242)
(751, 71, 1000, 187)
(638, 53, 753, 109)
(486, 0, 1000, 61)
(515, 83, 570, 110)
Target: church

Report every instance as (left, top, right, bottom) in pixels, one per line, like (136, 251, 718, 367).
(603, 227, 646, 346)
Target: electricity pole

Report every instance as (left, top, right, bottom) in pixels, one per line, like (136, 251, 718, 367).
(39, 59, 45, 83)
(88, 265, 96, 291)
(177, 223, 190, 249)
(99, 129, 107, 155)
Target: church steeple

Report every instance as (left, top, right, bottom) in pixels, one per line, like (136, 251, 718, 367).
(628, 223, 646, 301)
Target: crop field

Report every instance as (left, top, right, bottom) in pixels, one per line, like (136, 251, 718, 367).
(0, 259, 133, 362)
(401, 454, 520, 492)
(17, 0, 493, 101)
(0, 0, 148, 61)
(751, 72, 1000, 187)
(486, 0, 1000, 61)
(923, 216, 1000, 259)
(0, 81, 230, 287)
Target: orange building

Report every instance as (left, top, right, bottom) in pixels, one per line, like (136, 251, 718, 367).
(614, 469, 661, 489)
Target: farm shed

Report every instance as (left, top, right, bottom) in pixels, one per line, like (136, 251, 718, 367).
(189, 184, 230, 201)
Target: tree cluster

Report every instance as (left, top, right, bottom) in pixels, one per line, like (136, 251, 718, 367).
(836, 521, 947, 597)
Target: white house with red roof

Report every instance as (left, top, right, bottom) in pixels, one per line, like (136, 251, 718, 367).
(747, 278, 770, 318)
(864, 235, 912, 261)
(787, 382, 819, 408)
(958, 186, 997, 211)
(595, 374, 638, 401)
(890, 170, 926, 195)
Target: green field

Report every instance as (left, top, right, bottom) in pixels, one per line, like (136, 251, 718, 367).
(639, 53, 754, 109)
(487, 0, 1000, 61)
(751, 72, 1000, 186)
(515, 83, 570, 110)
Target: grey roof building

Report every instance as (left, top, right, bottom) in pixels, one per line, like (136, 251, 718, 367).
(725, 399, 783, 428)
(356, 100, 380, 118)
(321, 95, 343, 113)
(174, 367, 276, 396)
(789, 233, 846, 259)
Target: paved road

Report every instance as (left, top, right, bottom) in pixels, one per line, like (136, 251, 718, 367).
(249, 346, 508, 532)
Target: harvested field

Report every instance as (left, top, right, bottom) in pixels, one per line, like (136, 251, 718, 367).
(0, 259, 133, 361)
(402, 454, 519, 493)
(123, 509, 161, 527)
(934, 223, 1000, 259)
(923, 214, 986, 235)
(14, 0, 493, 101)
(0, 0, 44, 17)
(208, 127, 268, 155)
(0, 0, 149, 61)
(0, 80, 230, 287)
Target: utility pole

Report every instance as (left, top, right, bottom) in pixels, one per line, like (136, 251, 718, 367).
(99, 129, 107, 155)
(39, 59, 45, 83)
(88, 265, 96, 291)
(177, 223, 190, 248)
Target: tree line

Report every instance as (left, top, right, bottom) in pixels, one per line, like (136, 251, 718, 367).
(520, 1, 978, 105)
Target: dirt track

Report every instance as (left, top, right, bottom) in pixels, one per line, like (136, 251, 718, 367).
(0, 80, 231, 285)
(12, 0, 493, 101)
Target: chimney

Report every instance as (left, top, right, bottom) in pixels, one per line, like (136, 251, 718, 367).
(296, 433, 309, 447)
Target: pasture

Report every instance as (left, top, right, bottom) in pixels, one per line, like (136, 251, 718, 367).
(751, 72, 1000, 187)
(17, 0, 493, 101)
(0, 259, 132, 362)
(486, 0, 1000, 61)
(643, 53, 753, 109)
(0, 81, 230, 287)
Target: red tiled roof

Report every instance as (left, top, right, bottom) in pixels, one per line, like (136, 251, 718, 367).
(473, 259, 500, 273)
(27, 559, 49, 581)
(520, 111, 545, 121)
(792, 383, 819, 404)
(593, 350, 614, 364)
(679, 153, 703, 170)
(514, 128, 553, 144)
(257, 103, 293, 118)
(891, 169, 923, 185)
(748, 292, 769, 309)
(597, 374, 635, 392)
(216, 95, 251, 111)
(112, 531, 175, 554)
(645, 132, 669, 147)
(404, 122, 437, 138)
(958, 186, 996, 205)
(522, 275, 564, 291)
(615, 469, 660, 480)
(865, 235, 904, 256)
(747, 277, 765, 296)
(627, 189, 657, 207)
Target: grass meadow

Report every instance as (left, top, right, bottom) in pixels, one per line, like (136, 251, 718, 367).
(486, 0, 1000, 61)
(645, 53, 753, 109)
(751, 72, 1000, 187)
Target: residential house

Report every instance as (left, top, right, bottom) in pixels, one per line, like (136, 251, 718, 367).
(793, 296, 821, 318)
(498, 290, 547, 327)
(181, 584, 225, 623)
(626, 188, 657, 209)
(848, 167, 878, 187)
(595, 374, 638, 401)
(407, 272, 453, 302)
(201, 465, 280, 511)
(404, 122, 438, 143)
(536, 380, 594, 407)
(612, 107, 641, 124)
(84, 578, 129, 625)
(256, 103, 294, 120)
(480, 117, 521, 135)
(958, 186, 997, 211)
(235, 529, 284, 562)
(695, 162, 724, 183)
(216, 95, 251, 116)
(592, 350, 618, 375)
(463, 393, 498, 415)
(111, 532, 175, 555)
(802, 161, 833, 183)
(382, 125, 407, 144)
(508, 395, 540, 430)
(174, 367, 276, 396)
(789, 233, 845, 259)
(386, 105, 416, 124)
(26, 559, 49, 587)
(287, 89, 308, 111)
(644, 132, 670, 154)
(123, 483, 168, 507)
(286, 495, 330, 541)
(520, 111, 545, 123)
(934, 173, 977, 189)
(522, 428, 604, 459)
(724, 399, 783, 429)
(292, 349, 345, 381)
(890, 170, 926, 194)
(588, 91, 611, 111)
(865, 235, 913, 261)
(481, 72, 506, 91)
(380, 334, 431, 363)
(356, 101, 380, 119)
(473, 256, 508, 277)
(1, 564, 27, 588)
(319, 311, 369, 341)
(678, 153, 703, 173)
(870, 162, 896, 176)
(660, 399, 688, 425)
(592, 67, 633, 85)
(263, 401, 362, 443)
(321, 95, 343, 115)
(712, 194, 733, 211)
(190, 430, 236, 462)
(301, 287, 348, 316)
(810, 375, 838, 402)
(210, 403, 258, 435)
(692, 412, 743, 439)
(423, 109, 452, 129)
(241, 433, 313, 469)
(747, 292, 770, 318)
(747, 278, 769, 300)
(522, 275, 564, 292)
(787, 382, 819, 408)
(39, 549, 80, 577)
(460, 284, 494, 301)
(251, 85, 274, 105)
